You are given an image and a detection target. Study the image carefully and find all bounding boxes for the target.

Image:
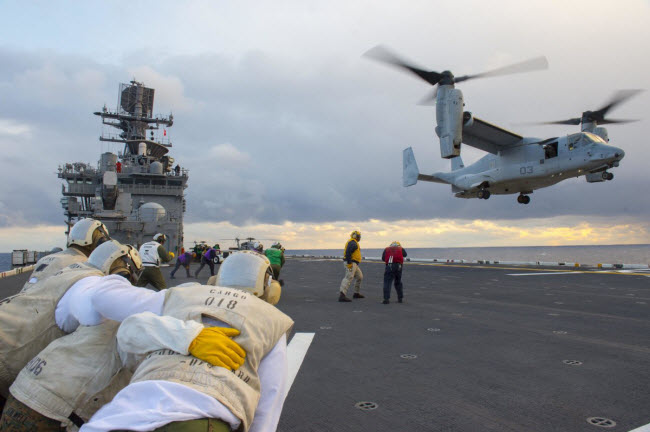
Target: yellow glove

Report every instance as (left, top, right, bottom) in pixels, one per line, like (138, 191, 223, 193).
(346, 262, 353, 270)
(169, 252, 175, 259)
(188, 327, 246, 371)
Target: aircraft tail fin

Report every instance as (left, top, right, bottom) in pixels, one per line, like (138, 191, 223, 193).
(451, 156, 465, 171)
(403, 147, 420, 187)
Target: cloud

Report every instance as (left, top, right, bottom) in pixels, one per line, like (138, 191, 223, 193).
(0, 119, 31, 137)
(3, 215, 646, 252)
(0, 1, 648, 243)
(207, 143, 251, 166)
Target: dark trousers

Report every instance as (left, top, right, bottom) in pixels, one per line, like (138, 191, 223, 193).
(195, 256, 215, 277)
(383, 263, 404, 300)
(271, 264, 282, 280)
(170, 260, 191, 278)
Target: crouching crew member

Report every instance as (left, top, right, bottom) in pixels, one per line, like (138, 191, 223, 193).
(382, 241, 407, 304)
(68, 250, 291, 432)
(265, 242, 285, 284)
(137, 233, 173, 290)
(170, 251, 194, 279)
(339, 230, 364, 302)
(2, 245, 243, 431)
(195, 246, 218, 278)
(0, 240, 143, 430)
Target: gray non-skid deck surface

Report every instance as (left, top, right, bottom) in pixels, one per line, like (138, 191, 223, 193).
(1, 259, 648, 431)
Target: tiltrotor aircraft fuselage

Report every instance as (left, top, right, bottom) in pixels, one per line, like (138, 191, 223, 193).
(366, 46, 637, 204)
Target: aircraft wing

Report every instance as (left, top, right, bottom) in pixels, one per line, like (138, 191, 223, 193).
(462, 115, 523, 154)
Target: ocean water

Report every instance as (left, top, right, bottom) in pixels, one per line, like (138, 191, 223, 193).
(2, 244, 649, 272)
(287, 244, 650, 266)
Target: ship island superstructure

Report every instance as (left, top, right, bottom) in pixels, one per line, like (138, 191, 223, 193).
(58, 80, 188, 254)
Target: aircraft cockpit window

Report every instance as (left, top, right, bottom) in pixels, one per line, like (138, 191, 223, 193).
(583, 132, 606, 144)
(544, 142, 558, 159)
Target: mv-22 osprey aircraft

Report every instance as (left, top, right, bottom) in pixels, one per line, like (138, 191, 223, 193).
(366, 46, 639, 204)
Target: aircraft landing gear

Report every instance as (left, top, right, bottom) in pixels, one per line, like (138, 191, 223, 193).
(517, 194, 530, 204)
(478, 189, 491, 200)
(602, 172, 614, 181)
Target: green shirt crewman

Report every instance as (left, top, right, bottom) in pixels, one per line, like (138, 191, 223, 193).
(265, 242, 286, 283)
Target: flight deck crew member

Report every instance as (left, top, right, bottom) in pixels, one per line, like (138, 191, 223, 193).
(265, 242, 285, 283)
(22, 218, 110, 292)
(170, 251, 194, 279)
(3, 256, 244, 431)
(137, 233, 174, 290)
(339, 230, 364, 302)
(195, 246, 218, 277)
(382, 241, 407, 304)
(68, 251, 291, 432)
(0, 240, 143, 430)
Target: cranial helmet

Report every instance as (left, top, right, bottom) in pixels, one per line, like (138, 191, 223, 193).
(272, 242, 282, 249)
(88, 240, 143, 284)
(68, 219, 110, 249)
(213, 250, 281, 305)
(390, 241, 401, 247)
(351, 230, 361, 241)
(153, 233, 167, 244)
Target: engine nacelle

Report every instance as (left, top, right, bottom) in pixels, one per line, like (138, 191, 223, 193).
(593, 126, 609, 142)
(435, 86, 463, 159)
(585, 172, 606, 183)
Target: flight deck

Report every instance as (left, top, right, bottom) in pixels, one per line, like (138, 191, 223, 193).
(0, 258, 648, 431)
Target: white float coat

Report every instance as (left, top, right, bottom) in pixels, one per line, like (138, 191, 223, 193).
(57, 275, 287, 432)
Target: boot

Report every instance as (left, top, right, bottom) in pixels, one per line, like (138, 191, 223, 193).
(382, 299, 389, 304)
(353, 293, 365, 299)
(398, 298, 403, 303)
(338, 292, 352, 302)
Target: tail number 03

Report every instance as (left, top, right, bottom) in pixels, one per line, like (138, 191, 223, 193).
(520, 166, 533, 175)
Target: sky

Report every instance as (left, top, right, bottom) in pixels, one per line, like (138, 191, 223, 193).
(0, 0, 649, 251)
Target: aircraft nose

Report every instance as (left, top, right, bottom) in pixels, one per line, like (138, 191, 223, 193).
(615, 148, 625, 160)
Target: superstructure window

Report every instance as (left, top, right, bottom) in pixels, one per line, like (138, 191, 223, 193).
(135, 178, 150, 185)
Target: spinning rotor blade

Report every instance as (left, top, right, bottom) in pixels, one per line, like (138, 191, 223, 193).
(585, 89, 643, 123)
(598, 118, 639, 125)
(528, 89, 643, 126)
(454, 56, 549, 83)
(535, 118, 582, 126)
(364, 45, 442, 86)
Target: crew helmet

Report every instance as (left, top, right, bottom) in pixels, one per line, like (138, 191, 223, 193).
(68, 219, 110, 249)
(390, 241, 401, 247)
(153, 233, 167, 244)
(351, 230, 361, 241)
(213, 250, 281, 305)
(272, 242, 282, 249)
(88, 240, 143, 284)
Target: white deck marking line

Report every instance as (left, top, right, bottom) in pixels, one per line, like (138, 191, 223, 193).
(508, 272, 584, 276)
(285, 332, 315, 397)
(628, 422, 650, 432)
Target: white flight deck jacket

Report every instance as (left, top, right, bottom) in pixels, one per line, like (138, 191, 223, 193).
(0, 262, 103, 397)
(21, 247, 87, 292)
(124, 285, 293, 432)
